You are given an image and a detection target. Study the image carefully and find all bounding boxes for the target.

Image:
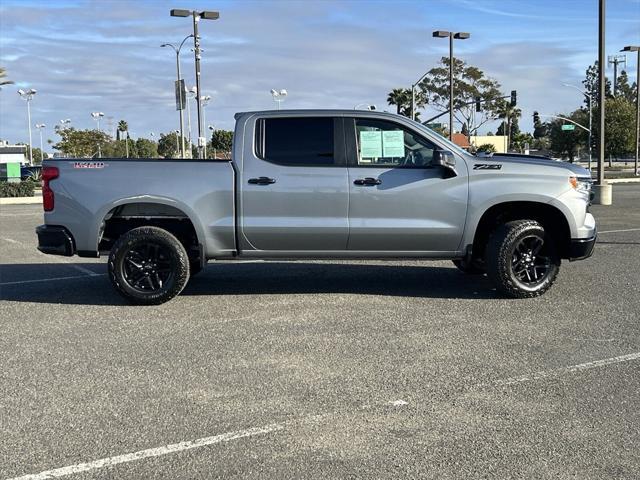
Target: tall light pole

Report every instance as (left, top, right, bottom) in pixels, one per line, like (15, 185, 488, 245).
(622, 46, 640, 176)
(433, 30, 470, 140)
(562, 83, 593, 170)
(186, 85, 197, 156)
(170, 9, 220, 159)
(202, 95, 212, 157)
(607, 54, 626, 96)
(161, 34, 193, 159)
(593, 0, 612, 205)
(17, 88, 37, 166)
(174, 130, 180, 157)
(270, 89, 287, 109)
(35, 123, 46, 163)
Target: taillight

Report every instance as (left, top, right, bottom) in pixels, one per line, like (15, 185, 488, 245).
(42, 166, 59, 212)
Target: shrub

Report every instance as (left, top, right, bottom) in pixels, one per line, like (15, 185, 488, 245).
(476, 143, 497, 153)
(0, 181, 36, 198)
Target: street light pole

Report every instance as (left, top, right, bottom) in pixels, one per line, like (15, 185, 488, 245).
(562, 83, 593, 170)
(202, 95, 212, 158)
(597, 0, 606, 187)
(35, 123, 45, 163)
(433, 30, 470, 140)
(170, 9, 219, 159)
(161, 35, 193, 159)
(17, 88, 37, 166)
(622, 46, 640, 176)
(410, 71, 430, 121)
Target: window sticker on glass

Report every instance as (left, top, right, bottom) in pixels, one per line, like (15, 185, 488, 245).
(382, 130, 405, 158)
(359, 130, 382, 158)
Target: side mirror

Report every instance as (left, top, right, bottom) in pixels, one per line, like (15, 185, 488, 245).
(433, 150, 457, 176)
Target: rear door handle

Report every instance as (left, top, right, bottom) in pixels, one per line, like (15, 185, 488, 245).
(353, 177, 381, 186)
(248, 176, 276, 185)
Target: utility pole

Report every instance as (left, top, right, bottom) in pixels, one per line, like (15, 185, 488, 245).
(607, 54, 626, 96)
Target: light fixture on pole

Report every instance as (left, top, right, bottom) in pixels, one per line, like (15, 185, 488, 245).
(432, 30, 470, 140)
(622, 46, 640, 176)
(17, 88, 37, 166)
(562, 83, 593, 171)
(170, 8, 220, 159)
(59, 118, 71, 129)
(161, 34, 193, 159)
(91, 112, 104, 131)
(270, 89, 287, 110)
(35, 123, 46, 163)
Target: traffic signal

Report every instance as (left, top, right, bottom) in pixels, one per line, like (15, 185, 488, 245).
(590, 135, 597, 150)
(533, 111, 540, 124)
(510, 90, 517, 107)
(475, 96, 481, 112)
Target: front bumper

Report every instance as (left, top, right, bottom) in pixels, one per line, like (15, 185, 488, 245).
(36, 225, 75, 256)
(568, 233, 596, 261)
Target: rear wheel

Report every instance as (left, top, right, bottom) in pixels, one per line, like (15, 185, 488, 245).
(485, 220, 560, 298)
(108, 226, 190, 305)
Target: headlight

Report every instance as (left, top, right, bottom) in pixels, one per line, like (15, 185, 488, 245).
(569, 176, 592, 194)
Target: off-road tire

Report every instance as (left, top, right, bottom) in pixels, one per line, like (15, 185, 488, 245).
(108, 226, 190, 305)
(485, 220, 560, 298)
(452, 259, 485, 275)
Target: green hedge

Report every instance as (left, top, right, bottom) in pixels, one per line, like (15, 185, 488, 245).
(0, 181, 36, 198)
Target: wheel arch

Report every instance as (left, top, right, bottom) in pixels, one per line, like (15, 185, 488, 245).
(469, 200, 572, 260)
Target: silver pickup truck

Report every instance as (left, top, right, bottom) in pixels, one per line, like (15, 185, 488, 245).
(36, 110, 596, 304)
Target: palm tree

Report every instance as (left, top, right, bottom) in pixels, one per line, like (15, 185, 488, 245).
(0, 67, 14, 90)
(387, 88, 410, 115)
(116, 120, 128, 141)
(495, 100, 521, 150)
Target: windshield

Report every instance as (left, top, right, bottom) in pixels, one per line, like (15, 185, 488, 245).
(405, 117, 472, 157)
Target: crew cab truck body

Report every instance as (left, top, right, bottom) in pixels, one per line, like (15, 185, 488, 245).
(37, 110, 596, 304)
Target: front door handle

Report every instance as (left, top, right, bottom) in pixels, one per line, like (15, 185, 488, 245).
(248, 176, 276, 185)
(353, 177, 381, 186)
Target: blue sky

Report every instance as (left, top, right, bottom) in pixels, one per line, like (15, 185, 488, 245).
(1, 0, 638, 151)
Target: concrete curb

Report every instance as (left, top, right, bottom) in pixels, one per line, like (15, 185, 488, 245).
(607, 178, 640, 184)
(0, 196, 42, 205)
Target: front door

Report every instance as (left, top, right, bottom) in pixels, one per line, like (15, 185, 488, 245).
(240, 116, 349, 252)
(346, 117, 468, 253)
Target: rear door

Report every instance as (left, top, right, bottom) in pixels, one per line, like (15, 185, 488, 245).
(240, 116, 349, 252)
(345, 117, 468, 252)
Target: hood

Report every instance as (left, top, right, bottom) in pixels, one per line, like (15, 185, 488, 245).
(481, 155, 592, 178)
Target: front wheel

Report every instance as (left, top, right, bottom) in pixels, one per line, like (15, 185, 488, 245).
(485, 220, 560, 298)
(108, 226, 190, 305)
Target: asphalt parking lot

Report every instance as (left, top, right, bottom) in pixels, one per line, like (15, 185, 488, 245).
(1, 185, 639, 479)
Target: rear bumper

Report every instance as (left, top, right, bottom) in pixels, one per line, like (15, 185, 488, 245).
(568, 233, 596, 261)
(36, 225, 75, 256)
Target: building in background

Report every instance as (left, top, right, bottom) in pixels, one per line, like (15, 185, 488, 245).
(0, 141, 26, 182)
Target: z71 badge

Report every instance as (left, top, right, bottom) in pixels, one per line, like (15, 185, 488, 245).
(73, 162, 105, 169)
(473, 164, 502, 170)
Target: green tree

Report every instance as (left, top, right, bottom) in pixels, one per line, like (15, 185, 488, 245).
(600, 96, 636, 158)
(105, 139, 138, 158)
(475, 143, 496, 153)
(116, 120, 128, 141)
(209, 129, 233, 157)
(419, 56, 503, 133)
(548, 109, 589, 162)
(495, 100, 521, 150)
(615, 70, 637, 103)
(387, 88, 410, 115)
(157, 132, 184, 158)
(511, 132, 535, 154)
(53, 127, 112, 157)
(582, 61, 612, 109)
(0, 67, 14, 90)
(135, 138, 158, 158)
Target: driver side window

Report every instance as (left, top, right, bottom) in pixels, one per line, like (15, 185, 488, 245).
(355, 119, 436, 168)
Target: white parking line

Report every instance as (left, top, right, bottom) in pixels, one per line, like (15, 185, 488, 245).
(598, 228, 640, 234)
(0, 274, 106, 287)
(493, 351, 640, 386)
(7, 352, 640, 479)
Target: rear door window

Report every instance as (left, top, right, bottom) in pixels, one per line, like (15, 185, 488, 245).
(256, 117, 335, 166)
